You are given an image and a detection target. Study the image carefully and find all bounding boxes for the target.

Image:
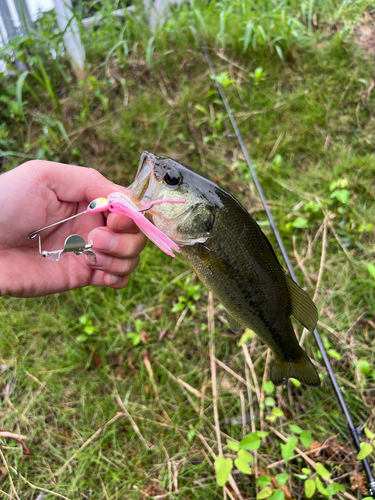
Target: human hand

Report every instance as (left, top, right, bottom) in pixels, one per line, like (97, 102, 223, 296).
(0, 160, 147, 298)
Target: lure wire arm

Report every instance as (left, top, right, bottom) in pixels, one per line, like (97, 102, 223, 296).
(28, 211, 88, 240)
(198, 36, 375, 497)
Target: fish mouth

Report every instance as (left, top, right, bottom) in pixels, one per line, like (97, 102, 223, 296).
(128, 152, 157, 205)
(129, 152, 188, 215)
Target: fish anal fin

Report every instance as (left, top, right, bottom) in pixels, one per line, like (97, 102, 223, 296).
(270, 351, 320, 387)
(284, 272, 318, 332)
(225, 310, 243, 333)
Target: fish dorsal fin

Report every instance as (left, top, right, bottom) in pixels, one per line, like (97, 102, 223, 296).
(283, 272, 318, 332)
(225, 310, 243, 333)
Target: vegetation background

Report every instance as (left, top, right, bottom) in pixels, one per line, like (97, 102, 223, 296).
(1, 0, 375, 498)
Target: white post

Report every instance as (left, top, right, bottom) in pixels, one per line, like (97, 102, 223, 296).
(54, 0, 85, 79)
(143, 0, 183, 30)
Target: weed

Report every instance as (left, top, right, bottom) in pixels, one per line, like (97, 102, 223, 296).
(1, 0, 375, 498)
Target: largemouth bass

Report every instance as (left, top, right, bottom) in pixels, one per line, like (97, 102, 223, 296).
(129, 152, 320, 387)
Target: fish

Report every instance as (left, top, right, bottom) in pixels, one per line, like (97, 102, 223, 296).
(128, 151, 320, 387)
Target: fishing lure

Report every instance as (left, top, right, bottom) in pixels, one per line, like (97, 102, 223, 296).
(28, 192, 186, 262)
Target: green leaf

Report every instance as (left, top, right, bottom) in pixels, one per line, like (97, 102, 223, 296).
(194, 104, 208, 115)
(212, 71, 236, 88)
(257, 431, 269, 438)
(272, 407, 284, 417)
(234, 457, 252, 474)
(187, 428, 195, 442)
(272, 154, 282, 171)
(294, 474, 308, 480)
(302, 468, 311, 475)
(366, 263, 375, 280)
(357, 442, 374, 460)
(240, 433, 261, 450)
(226, 440, 240, 452)
(171, 302, 184, 313)
(316, 463, 331, 479)
(292, 217, 309, 228)
(257, 486, 273, 499)
(83, 325, 95, 335)
(254, 67, 265, 80)
(237, 449, 253, 461)
(330, 188, 350, 203)
(126, 333, 141, 346)
(76, 334, 87, 343)
(263, 380, 275, 394)
(235, 451, 252, 475)
(290, 378, 301, 387)
(280, 436, 298, 462)
(268, 489, 284, 500)
(364, 428, 375, 439)
(327, 483, 345, 495)
(256, 475, 272, 488)
(265, 397, 276, 407)
(358, 359, 371, 376)
(327, 349, 341, 360)
(315, 477, 330, 497)
(288, 424, 303, 434)
(304, 478, 316, 498)
(238, 328, 255, 346)
(300, 430, 313, 448)
(275, 473, 289, 486)
(133, 319, 146, 334)
(214, 456, 233, 487)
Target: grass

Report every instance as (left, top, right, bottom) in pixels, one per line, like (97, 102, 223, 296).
(1, 0, 375, 498)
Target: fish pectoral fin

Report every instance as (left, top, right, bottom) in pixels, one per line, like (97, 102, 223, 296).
(193, 243, 237, 277)
(225, 310, 243, 333)
(283, 272, 318, 332)
(270, 351, 320, 387)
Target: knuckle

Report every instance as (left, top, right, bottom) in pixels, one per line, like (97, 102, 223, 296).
(87, 167, 104, 182)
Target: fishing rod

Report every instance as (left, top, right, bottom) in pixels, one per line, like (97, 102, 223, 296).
(198, 37, 375, 497)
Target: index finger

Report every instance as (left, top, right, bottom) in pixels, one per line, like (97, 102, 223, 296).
(107, 212, 143, 233)
(22, 160, 131, 203)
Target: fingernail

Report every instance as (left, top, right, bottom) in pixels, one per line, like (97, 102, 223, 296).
(86, 254, 111, 268)
(107, 275, 121, 286)
(91, 228, 116, 251)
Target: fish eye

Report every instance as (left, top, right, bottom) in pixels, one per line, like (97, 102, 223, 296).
(164, 171, 181, 187)
(89, 202, 96, 209)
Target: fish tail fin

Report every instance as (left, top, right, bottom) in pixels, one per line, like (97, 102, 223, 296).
(270, 351, 320, 387)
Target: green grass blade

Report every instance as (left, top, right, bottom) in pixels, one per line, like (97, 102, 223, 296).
(16, 70, 29, 125)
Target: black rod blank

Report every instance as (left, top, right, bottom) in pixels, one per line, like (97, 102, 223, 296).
(199, 39, 375, 498)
